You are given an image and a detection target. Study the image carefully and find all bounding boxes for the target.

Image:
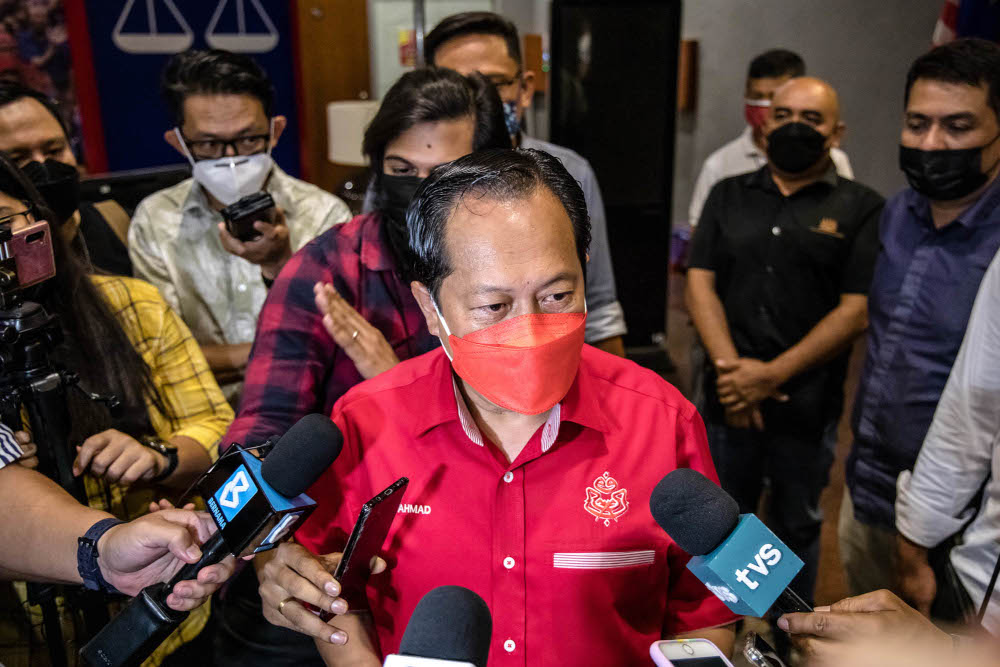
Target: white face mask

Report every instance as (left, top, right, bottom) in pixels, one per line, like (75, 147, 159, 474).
(175, 122, 274, 206)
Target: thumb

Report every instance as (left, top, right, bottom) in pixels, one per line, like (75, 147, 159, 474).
(771, 391, 790, 402)
(830, 589, 904, 614)
(715, 358, 735, 371)
(143, 510, 207, 563)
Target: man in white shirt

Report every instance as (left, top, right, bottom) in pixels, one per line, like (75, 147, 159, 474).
(688, 49, 854, 227)
(130, 49, 351, 401)
(895, 249, 1000, 633)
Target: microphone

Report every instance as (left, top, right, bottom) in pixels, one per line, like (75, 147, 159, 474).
(649, 468, 812, 618)
(80, 414, 344, 667)
(382, 586, 492, 667)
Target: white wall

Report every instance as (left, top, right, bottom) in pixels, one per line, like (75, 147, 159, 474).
(674, 0, 943, 226)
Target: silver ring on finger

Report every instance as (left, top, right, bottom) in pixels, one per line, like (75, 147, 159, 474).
(278, 596, 296, 615)
(351, 330, 359, 341)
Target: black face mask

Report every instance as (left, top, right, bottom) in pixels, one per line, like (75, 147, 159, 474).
(898, 135, 1000, 201)
(21, 158, 80, 226)
(766, 122, 829, 174)
(376, 173, 424, 271)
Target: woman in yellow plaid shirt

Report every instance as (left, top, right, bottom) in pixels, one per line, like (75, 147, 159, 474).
(0, 153, 234, 665)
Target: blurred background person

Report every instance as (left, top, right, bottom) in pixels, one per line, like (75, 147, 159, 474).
(842, 37, 1000, 598)
(129, 49, 352, 402)
(425, 11, 628, 356)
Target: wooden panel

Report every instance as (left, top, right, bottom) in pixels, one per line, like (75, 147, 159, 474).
(295, 0, 372, 195)
(677, 39, 698, 112)
(523, 33, 546, 93)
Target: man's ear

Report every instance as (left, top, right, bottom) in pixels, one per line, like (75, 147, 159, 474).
(830, 120, 846, 149)
(518, 70, 536, 111)
(164, 129, 185, 155)
(270, 115, 287, 148)
(410, 281, 442, 338)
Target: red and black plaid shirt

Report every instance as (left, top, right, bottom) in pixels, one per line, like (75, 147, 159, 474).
(223, 212, 439, 449)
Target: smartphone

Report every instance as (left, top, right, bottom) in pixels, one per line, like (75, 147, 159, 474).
(220, 191, 275, 242)
(743, 632, 788, 667)
(0, 220, 55, 291)
(650, 639, 735, 667)
(322, 477, 408, 614)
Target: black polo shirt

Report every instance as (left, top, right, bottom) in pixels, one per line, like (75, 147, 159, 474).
(689, 164, 884, 432)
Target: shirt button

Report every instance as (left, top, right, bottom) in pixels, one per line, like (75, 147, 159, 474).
(503, 471, 514, 483)
(766, 265, 774, 274)
(504, 639, 516, 653)
(237, 283, 248, 293)
(503, 556, 515, 569)
(771, 226, 781, 236)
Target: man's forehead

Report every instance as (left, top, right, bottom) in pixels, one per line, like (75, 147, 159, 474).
(0, 98, 65, 145)
(907, 78, 991, 115)
(434, 33, 517, 74)
(181, 93, 267, 130)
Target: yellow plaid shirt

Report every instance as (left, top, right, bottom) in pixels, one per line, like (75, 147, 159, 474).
(7, 276, 234, 667)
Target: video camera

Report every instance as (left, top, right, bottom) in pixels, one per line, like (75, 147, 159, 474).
(0, 217, 56, 307)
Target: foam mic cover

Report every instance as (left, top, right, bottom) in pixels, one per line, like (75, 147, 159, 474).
(261, 413, 344, 496)
(649, 467, 740, 555)
(398, 586, 492, 667)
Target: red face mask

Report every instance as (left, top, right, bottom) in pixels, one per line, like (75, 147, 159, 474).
(744, 99, 771, 130)
(434, 303, 586, 415)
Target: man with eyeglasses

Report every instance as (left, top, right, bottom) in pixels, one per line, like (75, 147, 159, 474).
(129, 49, 351, 402)
(425, 11, 628, 357)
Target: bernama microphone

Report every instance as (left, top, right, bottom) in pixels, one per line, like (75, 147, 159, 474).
(383, 586, 492, 667)
(81, 413, 344, 667)
(649, 468, 813, 618)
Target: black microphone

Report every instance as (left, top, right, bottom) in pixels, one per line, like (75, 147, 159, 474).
(81, 414, 344, 667)
(382, 586, 493, 667)
(649, 468, 812, 618)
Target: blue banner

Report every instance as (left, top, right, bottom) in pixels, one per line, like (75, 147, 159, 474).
(82, 0, 300, 174)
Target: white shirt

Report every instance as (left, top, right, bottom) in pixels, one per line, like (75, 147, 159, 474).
(688, 126, 855, 226)
(896, 249, 1000, 634)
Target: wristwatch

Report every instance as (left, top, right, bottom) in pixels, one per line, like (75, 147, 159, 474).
(77, 517, 124, 592)
(142, 437, 179, 483)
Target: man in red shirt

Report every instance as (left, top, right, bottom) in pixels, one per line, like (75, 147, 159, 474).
(256, 149, 738, 665)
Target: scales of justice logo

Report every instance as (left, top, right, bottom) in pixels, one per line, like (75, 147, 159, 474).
(583, 471, 629, 526)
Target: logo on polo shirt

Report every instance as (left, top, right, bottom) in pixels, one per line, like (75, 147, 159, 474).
(814, 217, 844, 237)
(584, 471, 629, 526)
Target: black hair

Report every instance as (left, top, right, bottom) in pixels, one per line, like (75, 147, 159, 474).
(425, 11, 522, 67)
(747, 49, 805, 80)
(905, 38, 1000, 120)
(407, 148, 591, 298)
(0, 80, 68, 137)
(0, 151, 170, 446)
(161, 49, 275, 126)
(363, 67, 510, 193)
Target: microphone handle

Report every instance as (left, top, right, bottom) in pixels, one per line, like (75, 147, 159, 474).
(165, 532, 231, 592)
(773, 587, 813, 615)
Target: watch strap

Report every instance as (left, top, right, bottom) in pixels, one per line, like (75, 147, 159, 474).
(143, 438, 179, 483)
(77, 517, 124, 592)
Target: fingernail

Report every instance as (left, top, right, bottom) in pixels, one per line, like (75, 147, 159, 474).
(777, 616, 789, 631)
(814, 605, 830, 612)
(330, 631, 347, 645)
(187, 546, 202, 560)
(324, 581, 340, 596)
(331, 599, 348, 614)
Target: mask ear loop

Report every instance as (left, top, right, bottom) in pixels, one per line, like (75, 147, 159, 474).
(174, 128, 197, 168)
(266, 117, 275, 157)
(431, 298, 454, 361)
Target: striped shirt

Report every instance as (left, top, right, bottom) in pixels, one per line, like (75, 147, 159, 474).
(0, 422, 22, 467)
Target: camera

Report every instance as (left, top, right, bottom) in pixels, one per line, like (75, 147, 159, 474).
(0, 219, 56, 303)
(220, 192, 276, 242)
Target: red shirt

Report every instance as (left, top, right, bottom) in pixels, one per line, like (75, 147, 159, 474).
(296, 345, 738, 666)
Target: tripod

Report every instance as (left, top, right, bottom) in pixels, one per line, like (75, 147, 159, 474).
(0, 295, 120, 666)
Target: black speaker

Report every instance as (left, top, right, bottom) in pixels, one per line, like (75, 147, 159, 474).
(550, 0, 681, 350)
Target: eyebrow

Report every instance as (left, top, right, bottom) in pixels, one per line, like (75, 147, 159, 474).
(384, 155, 416, 167)
(470, 272, 578, 296)
(189, 124, 265, 139)
(906, 111, 977, 122)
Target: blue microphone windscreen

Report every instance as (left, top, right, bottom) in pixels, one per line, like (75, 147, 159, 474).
(399, 586, 492, 667)
(260, 414, 344, 497)
(649, 468, 740, 555)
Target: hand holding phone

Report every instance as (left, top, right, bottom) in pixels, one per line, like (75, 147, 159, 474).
(221, 192, 276, 242)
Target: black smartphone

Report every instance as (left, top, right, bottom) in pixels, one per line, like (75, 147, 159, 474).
(324, 477, 408, 613)
(220, 191, 275, 242)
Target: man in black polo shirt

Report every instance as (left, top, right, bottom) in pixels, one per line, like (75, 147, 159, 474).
(685, 77, 884, 605)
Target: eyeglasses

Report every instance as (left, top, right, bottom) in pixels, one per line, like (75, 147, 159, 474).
(181, 132, 271, 160)
(0, 203, 33, 230)
(485, 71, 523, 91)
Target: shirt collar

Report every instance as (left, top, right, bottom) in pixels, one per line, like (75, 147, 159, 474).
(411, 348, 610, 452)
(360, 212, 397, 272)
(906, 173, 1000, 229)
(739, 125, 763, 159)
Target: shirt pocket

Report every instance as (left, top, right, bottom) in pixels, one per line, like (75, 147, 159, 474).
(532, 543, 668, 664)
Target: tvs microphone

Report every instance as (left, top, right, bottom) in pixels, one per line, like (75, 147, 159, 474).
(649, 468, 812, 618)
(382, 586, 493, 667)
(81, 414, 344, 667)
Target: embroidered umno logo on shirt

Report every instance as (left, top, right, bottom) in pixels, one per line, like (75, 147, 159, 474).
(584, 471, 629, 526)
